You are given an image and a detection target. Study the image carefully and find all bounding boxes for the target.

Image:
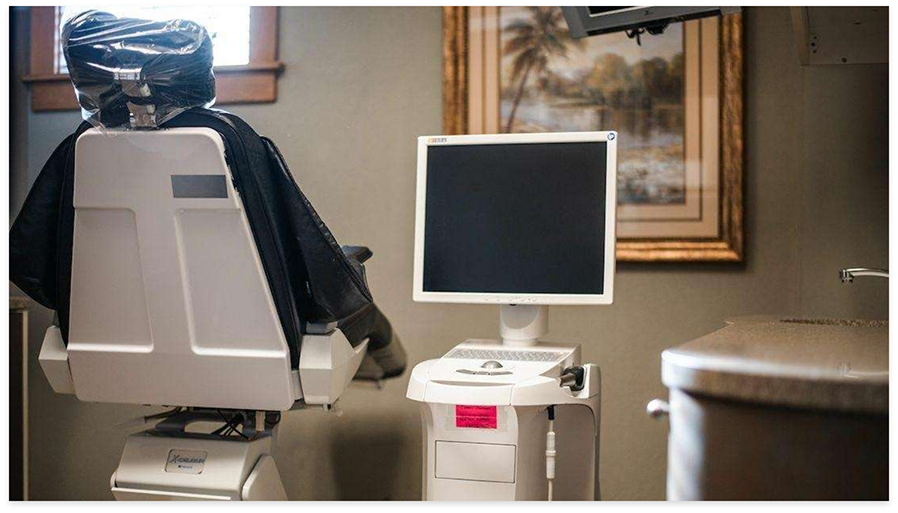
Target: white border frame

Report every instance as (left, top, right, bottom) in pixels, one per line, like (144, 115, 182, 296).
(413, 131, 617, 306)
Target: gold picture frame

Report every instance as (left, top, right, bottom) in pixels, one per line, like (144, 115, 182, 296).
(442, 7, 744, 262)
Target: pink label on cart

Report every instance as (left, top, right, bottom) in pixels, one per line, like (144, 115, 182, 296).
(455, 405, 497, 429)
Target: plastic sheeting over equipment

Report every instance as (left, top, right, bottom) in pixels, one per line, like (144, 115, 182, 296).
(62, 10, 216, 129)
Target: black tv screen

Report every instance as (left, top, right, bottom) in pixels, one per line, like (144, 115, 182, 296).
(423, 141, 608, 295)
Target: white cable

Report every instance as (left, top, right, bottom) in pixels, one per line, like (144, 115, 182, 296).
(546, 417, 556, 501)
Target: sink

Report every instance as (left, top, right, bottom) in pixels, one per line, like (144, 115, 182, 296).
(780, 318, 888, 328)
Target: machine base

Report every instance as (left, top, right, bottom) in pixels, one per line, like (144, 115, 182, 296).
(408, 339, 601, 501)
(111, 430, 286, 500)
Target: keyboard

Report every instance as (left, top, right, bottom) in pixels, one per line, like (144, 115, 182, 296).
(446, 348, 566, 362)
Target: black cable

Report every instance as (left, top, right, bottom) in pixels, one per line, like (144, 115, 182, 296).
(211, 409, 231, 436)
(210, 423, 230, 436)
(230, 415, 248, 439)
(626, 27, 644, 45)
(215, 409, 249, 439)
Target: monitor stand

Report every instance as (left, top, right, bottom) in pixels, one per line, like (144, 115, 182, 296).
(499, 304, 549, 347)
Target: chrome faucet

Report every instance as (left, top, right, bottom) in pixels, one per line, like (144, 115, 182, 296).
(839, 267, 889, 283)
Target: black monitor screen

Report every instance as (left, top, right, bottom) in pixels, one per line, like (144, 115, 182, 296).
(423, 141, 608, 295)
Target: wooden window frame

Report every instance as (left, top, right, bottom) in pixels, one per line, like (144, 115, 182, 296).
(23, 6, 282, 111)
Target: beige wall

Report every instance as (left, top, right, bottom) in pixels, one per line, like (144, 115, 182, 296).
(10, 7, 888, 501)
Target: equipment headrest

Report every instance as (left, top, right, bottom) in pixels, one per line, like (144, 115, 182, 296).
(62, 10, 216, 130)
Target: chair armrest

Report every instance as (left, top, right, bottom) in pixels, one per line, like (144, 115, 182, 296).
(341, 245, 373, 264)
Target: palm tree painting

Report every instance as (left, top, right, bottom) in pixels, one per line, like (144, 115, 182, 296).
(500, 7, 687, 206)
(502, 7, 582, 132)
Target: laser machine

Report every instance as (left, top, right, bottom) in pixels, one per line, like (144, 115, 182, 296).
(407, 132, 617, 501)
(12, 11, 407, 501)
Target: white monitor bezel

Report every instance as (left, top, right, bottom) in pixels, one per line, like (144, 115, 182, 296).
(413, 131, 617, 306)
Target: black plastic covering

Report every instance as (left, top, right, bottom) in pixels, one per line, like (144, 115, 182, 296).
(62, 10, 216, 129)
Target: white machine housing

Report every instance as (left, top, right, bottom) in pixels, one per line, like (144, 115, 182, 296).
(407, 339, 601, 501)
(409, 131, 615, 500)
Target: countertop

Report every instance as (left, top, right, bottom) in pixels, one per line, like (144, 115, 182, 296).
(662, 316, 888, 414)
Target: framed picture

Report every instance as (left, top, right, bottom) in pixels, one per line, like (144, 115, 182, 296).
(443, 7, 744, 262)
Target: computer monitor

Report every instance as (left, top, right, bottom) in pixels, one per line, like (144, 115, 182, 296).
(413, 132, 617, 309)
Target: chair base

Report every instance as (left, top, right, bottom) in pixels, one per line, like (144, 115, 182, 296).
(111, 427, 287, 501)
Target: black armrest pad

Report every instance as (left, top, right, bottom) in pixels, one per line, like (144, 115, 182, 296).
(339, 303, 407, 380)
(341, 245, 373, 264)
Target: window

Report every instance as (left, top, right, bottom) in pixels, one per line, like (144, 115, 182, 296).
(24, 6, 281, 111)
(56, 6, 252, 73)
